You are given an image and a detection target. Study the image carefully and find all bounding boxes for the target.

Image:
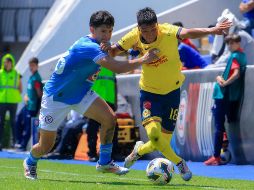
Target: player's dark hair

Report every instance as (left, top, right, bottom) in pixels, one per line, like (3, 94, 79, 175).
(89, 10, 114, 28)
(137, 7, 157, 26)
(29, 57, 39, 65)
(224, 34, 241, 44)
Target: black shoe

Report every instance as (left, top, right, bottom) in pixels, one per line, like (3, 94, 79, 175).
(89, 157, 99, 162)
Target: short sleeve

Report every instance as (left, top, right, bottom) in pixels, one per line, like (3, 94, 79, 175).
(72, 42, 108, 62)
(34, 81, 42, 89)
(117, 27, 139, 51)
(231, 59, 240, 70)
(163, 23, 181, 39)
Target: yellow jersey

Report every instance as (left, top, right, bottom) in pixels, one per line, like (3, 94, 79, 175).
(117, 23, 185, 95)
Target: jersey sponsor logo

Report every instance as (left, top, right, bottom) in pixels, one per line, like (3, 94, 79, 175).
(147, 55, 168, 67)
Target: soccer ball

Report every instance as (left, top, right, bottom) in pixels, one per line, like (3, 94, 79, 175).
(220, 149, 231, 164)
(146, 158, 174, 185)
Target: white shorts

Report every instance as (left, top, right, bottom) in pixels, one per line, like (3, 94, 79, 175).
(39, 90, 98, 131)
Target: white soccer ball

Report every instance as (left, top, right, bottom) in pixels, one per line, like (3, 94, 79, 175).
(146, 158, 174, 185)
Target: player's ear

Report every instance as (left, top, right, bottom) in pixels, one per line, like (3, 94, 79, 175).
(90, 26, 95, 34)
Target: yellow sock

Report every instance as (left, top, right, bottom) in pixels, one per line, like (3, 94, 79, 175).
(143, 121, 182, 164)
(161, 132, 182, 164)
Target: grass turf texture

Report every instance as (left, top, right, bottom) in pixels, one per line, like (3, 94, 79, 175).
(0, 159, 253, 190)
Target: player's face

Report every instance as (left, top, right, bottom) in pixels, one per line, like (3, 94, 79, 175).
(4, 60, 12, 71)
(227, 41, 240, 52)
(90, 25, 113, 43)
(29, 62, 38, 74)
(138, 23, 158, 44)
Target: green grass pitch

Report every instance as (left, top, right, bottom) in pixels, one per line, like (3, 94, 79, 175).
(0, 159, 253, 190)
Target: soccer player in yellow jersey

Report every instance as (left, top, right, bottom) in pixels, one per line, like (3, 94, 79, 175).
(102, 7, 231, 181)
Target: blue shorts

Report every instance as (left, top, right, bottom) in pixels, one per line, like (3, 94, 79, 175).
(140, 88, 180, 132)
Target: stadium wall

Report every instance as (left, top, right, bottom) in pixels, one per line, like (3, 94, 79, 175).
(117, 66, 254, 164)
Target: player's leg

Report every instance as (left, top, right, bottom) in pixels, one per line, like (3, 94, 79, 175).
(204, 99, 226, 165)
(76, 91, 128, 175)
(124, 91, 159, 168)
(158, 88, 192, 181)
(23, 95, 70, 180)
(86, 119, 100, 161)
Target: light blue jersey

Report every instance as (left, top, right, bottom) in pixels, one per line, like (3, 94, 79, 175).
(44, 36, 107, 105)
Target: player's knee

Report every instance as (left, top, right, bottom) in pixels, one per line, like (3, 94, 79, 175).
(146, 122, 161, 143)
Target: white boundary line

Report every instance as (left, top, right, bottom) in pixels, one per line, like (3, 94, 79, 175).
(0, 165, 147, 182)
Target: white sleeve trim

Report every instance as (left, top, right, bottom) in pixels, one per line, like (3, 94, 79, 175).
(93, 53, 107, 63)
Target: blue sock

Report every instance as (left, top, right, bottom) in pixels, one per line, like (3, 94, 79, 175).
(26, 152, 40, 166)
(98, 143, 113, 165)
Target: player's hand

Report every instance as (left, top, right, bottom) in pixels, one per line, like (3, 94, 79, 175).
(211, 19, 232, 35)
(100, 42, 112, 52)
(216, 76, 226, 87)
(24, 94, 29, 105)
(141, 48, 160, 64)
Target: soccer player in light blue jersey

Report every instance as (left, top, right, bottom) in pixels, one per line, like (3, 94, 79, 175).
(23, 10, 158, 180)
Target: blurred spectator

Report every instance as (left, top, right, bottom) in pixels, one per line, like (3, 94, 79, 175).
(173, 22, 199, 52)
(86, 67, 123, 162)
(239, 0, 254, 35)
(204, 34, 246, 166)
(210, 9, 254, 66)
(44, 110, 87, 159)
(15, 57, 42, 151)
(178, 42, 208, 70)
(0, 54, 22, 150)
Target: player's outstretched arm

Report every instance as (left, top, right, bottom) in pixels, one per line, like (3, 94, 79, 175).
(100, 43, 124, 57)
(97, 49, 159, 73)
(179, 19, 232, 39)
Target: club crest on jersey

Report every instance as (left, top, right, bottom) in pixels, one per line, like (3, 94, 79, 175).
(143, 101, 152, 109)
(143, 109, 151, 118)
(45, 115, 53, 124)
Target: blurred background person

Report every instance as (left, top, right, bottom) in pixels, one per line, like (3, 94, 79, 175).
(178, 42, 208, 70)
(204, 34, 246, 166)
(239, 0, 254, 35)
(210, 9, 254, 66)
(15, 57, 43, 151)
(0, 54, 22, 150)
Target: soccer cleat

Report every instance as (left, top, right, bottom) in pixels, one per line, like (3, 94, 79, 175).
(204, 156, 222, 166)
(96, 160, 129, 175)
(124, 141, 144, 168)
(176, 160, 192, 181)
(23, 159, 37, 180)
